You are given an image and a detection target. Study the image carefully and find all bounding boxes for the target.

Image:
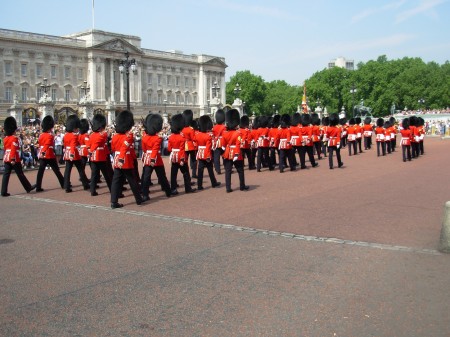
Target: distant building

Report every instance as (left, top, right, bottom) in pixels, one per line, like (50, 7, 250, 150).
(0, 28, 227, 125)
(328, 57, 354, 71)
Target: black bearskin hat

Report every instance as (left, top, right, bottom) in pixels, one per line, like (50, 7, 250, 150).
(376, 118, 384, 127)
(41, 115, 55, 132)
(292, 112, 301, 126)
(252, 116, 260, 129)
(280, 114, 291, 128)
(199, 115, 213, 133)
(170, 113, 184, 134)
(339, 118, 347, 125)
(115, 110, 134, 134)
(259, 115, 269, 128)
(322, 117, 330, 126)
(409, 116, 417, 127)
(79, 119, 90, 134)
(301, 113, 311, 126)
(384, 120, 390, 128)
(191, 119, 199, 131)
(145, 113, 163, 135)
(311, 113, 320, 126)
(418, 117, 425, 127)
(329, 113, 339, 127)
(389, 116, 396, 125)
(226, 108, 240, 130)
(349, 118, 355, 126)
(182, 109, 194, 127)
(355, 117, 362, 125)
(240, 115, 250, 128)
(92, 114, 106, 132)
(4, 116, 17, 136)
(271, 114, 281, 128)
(215, 109, 225, 124)
(364, 117, 372, 125)
(402, 118, 410, 129)
(65, 114, 80, 132)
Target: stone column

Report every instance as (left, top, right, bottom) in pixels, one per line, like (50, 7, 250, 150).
(8, 96, 23, 126)
(105, 101, 116, 125)
(232, 98, 243, 117)
(38, 94, 55, 120)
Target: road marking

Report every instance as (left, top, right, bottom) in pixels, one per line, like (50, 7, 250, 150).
(14, 195, 442, 256)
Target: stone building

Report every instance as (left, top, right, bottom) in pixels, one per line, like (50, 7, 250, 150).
(0, 28, 227, 126)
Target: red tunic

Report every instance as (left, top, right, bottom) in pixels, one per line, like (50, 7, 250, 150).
(256, 127, 270, 148)
(63, 132, 81, 161)
(89, 131, 110, 162)
(2, 135, 20, 162)
(212, 124, 226, 150)
(375, 127, 385, 142)
(269, 127, 280, 148)
(141, 133, 164, 166)
(194, 131, 213, 160)
(250, 128, 259, 149)
(326, 126, 341, 147)
(78, 133, 90, 157)
(181, 126, 196, 151)
(111, 132, 135, 169)
(347, 125, 357, 142)
(299, 125, 313, 146)
(278, 127, 292, 150)
(290, 125, 301, 146)
(239, 127, 252, 149)
(168, 133, 187, 164)
(400, 128, 411, 145)
(362, 124, 373, 137)
(311, 125, 321, 143)
(222, 129, 242, 160)
(38, 132, 56, 159)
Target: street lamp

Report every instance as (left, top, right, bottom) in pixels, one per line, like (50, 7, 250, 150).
(119, 51, 137, 111)
(80, 80, 90, 98)
(212, 81, 220, 98)
(40, 78, 50, 95)
(350, 83, 357, 117)
(207, 99, 210, 115)
(233, 83, 241, 99)
(164, 99, 167, 114)
(272, 104, 276, 115)
(418, 98, 425, 111)
(243, 101, 246, 115)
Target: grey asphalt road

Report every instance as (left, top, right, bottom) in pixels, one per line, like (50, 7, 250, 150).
(1, 137, 450, 336)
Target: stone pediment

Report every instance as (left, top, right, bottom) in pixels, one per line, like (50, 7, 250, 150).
(91, 38, 143, 55)
(203, 57, 227, 68)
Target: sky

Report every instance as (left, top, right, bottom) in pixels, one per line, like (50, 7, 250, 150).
(1, 0, 449, 85)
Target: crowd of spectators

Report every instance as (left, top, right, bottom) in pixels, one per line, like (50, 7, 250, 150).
(394, 107, 450, 116)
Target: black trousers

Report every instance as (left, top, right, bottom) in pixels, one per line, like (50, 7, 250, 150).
(1, 162, 33, 195)
(111, 168, 142, 204)
(213, 148, 223, 174)
(328, 146, 342, 168)
(224, 159, 245, 191)
(299, 146, 316, 168)
(257, 147, 272, 170)
(36, 158, 64, 190)
(241, 148, 254, 169)
(186, 150, 198, 178)
(348, 141, 357, 156)
(402, 145, 411, 161)
(376, 142, 386, 156)
(90, 160, 113, 194)
(64, 160, 90, 190)
(141, 165, 170, 197)
(170, 163, 194, 192)
(197, 159, 219, 188)
(313, 141, 322, 159)
(357, 138, 363, 153)
(279, 149, 295, 172)
(364, 136, 371, 150)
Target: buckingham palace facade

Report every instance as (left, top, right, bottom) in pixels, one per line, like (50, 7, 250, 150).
(0, 28, 227, 126)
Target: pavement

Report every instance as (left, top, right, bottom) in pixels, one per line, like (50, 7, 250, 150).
(1, 138, 450, 337)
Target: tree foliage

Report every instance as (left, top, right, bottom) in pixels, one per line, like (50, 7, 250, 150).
(225, 56, 450, 117)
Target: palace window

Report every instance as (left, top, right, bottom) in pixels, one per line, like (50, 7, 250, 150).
(37, 87, 43, 100)
(4, 61, 12, 76)
(157, 74, 162, 86)
(184, 77, 189, 87)
(21, 63, 28, 77)
(64, 66, 71, 79)
(77, 68, 84, 80)
(5, 86, 13, 102)
(51, 65, 57, 78)
(167, 75, 171, 86)
(147, 73, 153, 85)
(51, 88, 57, 101)
(176, 76, 180, 87)
(21, 87, 28, 102)
(36, 64, 43, 78)
(193, 78, 197, 88)
(65, 89, 71, 101)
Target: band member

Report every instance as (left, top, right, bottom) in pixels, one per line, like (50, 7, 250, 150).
(182, 109, 198, 179)
(326, 113, 344, 169)
(239, 115, 254, 169)
(278, 114, 295, 172)
(168, 113, 196, 195)
(222, 109, 249, 192)
(389, 116, 397, 151)
(110, 110, 143, 209)
(417, 117, 425, 155)
(384, 120, 392, 154)
(311, 113, 322, 160)
(250, 116, 260, 170)
(375, 118, 386, 157)
(400, 118, 412, 162)
(269, 114, 281, 168)
(299, 114, 318, 169)
(256, 115, 273, 171)
(409, 116, 420, 159)
(1, 117, 36, 196)
(212, 109, 226, 175)
(35, 115, 65, 192)
(141, 113, 172, 201)
(340, 118, 348, 148)
(78, 118, 90, 170)
(362, 117, 373, 150)
(321, 117, 329, 157)
(347, 118, 357, 156)
(355, 117, 363, 153)
(89, 114, 113, 196)
(290, 113, 301, 166)
(195, 115, 221, 190)
(62, 115, 90, 193)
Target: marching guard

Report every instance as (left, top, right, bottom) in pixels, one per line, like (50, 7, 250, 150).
(326, 113, 344, 169)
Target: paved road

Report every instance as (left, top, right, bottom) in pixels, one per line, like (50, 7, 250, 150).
(1, 137, 450, 336)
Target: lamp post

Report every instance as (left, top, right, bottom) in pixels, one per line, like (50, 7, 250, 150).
(272, 104, 276, 115)
(350, 83, 357, 117)
(418, 98, 425, 111)
(80, 80, 90, 98)
(233, 83, 241, 99)
(212, 81, 220, 98)
(118, 51, 136, 111)
(243, 101, 246, 115)
(164, 99, 167, 115)
(207, 99, 210, 115)
(40, 78, 50, 96)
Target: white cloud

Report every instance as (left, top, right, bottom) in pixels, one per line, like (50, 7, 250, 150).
(351, 0, 407, 23)
(209, 0, 297, 20)
(395, 0, 448, 23)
